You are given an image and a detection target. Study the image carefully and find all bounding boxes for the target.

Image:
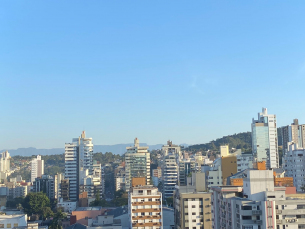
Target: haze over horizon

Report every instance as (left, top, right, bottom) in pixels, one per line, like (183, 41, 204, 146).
(2, 1, 305, 149)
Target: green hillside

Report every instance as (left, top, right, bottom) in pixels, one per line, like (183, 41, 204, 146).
(187, 132, 252, 152)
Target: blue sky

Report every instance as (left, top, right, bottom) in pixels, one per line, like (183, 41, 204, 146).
(1, 1, 305, 149)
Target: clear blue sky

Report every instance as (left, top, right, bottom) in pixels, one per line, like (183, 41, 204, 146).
(1, 1, 305, 149)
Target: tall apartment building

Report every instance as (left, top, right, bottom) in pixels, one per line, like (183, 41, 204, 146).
(115, 165, 126, 191)
(161, 141, 180, 200)
(61, 179, 69, 201)
(54, 173, 64, 200)
(174, 189, 211, 229)
(0, 151, 10, 173)
(278, 119, 305, 151)
(152, 167, 161, 187)
(236, 152, 254, 172)
(178, 161, 194, 186)
(32, 175, 55, 200)
(125, 138, 150, 190)
(0, 151, 11, 180)
(251, 107, 279, 168)
(128, 185, 162, 229)
(31, 155, 44, 183)
(64, 131, 93, 201)
(212, 169, 305, 229)
(283, 142, 305, 192)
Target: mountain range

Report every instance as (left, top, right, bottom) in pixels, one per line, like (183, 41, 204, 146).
(1, 143, 189, 157)
(2, 132, 253, 157)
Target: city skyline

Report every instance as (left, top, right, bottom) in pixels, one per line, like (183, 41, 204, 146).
(2, 1, 305, 149)
(1, 108, 305, 150)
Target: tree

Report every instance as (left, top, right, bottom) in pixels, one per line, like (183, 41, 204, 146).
(22, 192, 52, 219)
(112, 190, 128, 207)
(6, 197, 24, 208)
(89, 190, 110, 207)
(50, 210, 66, 229)
(42, 207, 54, 220)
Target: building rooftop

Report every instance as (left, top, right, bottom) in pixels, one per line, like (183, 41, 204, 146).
(274, 168, 285, 174)
(75, 207, 115, 211)
(0, 214, 26, 219)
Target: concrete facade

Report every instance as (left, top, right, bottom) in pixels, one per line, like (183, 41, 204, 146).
(251, 107, 279, 168)
(31, 155, 44, 183)
(212, 169, 305, 229)
(64, 131, 94, 201)
(283, 142, 305, 192)
(161, 141, 181, 200)
(125, 138, 150, 190)
(128, 185, 162, 229)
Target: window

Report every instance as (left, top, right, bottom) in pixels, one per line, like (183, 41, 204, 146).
(7, 224, 11, 228)
(241, 206, 252, 210)
(242, 216, 251, 220)
(13, 224, 18, 228)
(192, 212, 196, 215)
(192, 219, 196, 222)
(0, 225, 4, 228)
(192, 205, 195, 208)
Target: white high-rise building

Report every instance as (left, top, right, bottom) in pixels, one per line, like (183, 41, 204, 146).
(125, 138, 150, 190)
(31, 155, 44, 183)
(278, 119, 305, 152)
(161, 141, 181, 200)
(64, 131, 93, 201)
(251, 108, 279, 168)
(0, 151, 10, 173)
(283, 142, 305, 192)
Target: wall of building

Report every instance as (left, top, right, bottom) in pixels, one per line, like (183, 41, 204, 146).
(221, 156, 237, 185)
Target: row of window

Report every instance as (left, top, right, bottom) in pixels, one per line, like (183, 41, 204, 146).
(0, 224, 18, 228)
(185, 212, 204, 215)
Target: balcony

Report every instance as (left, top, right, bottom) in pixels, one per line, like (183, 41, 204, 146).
(132, 208, 161, 213)
(132, 222, 162, 227)
(132, 215, 162, 220)
(132, 201, 161, 206)
(252, 210, 262, 215)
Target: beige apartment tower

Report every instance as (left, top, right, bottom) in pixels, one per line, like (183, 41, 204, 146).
(128, 185, 163, 229)
(31, 155, 44, 183)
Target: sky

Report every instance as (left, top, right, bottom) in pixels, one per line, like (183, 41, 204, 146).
(1, 1, 305, 149)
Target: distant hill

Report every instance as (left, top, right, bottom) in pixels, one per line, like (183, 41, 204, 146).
(1, 143, 184, 157)
(187, 132, 252, 152)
